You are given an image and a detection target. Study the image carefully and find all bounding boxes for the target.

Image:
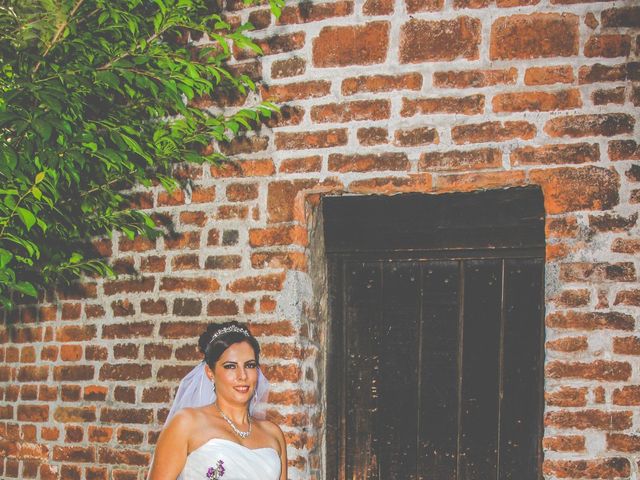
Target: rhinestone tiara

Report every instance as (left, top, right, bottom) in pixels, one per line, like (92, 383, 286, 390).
(208, 325, 250, 345)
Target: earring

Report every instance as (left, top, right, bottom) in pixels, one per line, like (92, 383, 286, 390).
(211, 380, 216, 392)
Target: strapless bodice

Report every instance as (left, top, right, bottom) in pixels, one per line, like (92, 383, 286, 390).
(179, 438, 280, 480)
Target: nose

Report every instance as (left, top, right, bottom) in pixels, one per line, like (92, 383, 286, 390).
(236, 366, 248, 381)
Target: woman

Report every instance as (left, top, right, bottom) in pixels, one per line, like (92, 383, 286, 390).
(148, 321, 287, 480)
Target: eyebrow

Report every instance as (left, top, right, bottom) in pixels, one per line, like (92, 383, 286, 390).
(222, 360, 256, 365)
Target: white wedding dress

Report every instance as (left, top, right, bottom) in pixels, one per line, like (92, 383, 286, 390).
(179, 438, 281, 480)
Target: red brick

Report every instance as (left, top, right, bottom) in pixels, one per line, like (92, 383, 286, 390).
(249, 226, 308, 247)
(102, 322, 154, 339)
(100, 408, 153, 424)
(235, 32, 305, 60)
(226, 183, 259, 202)
(406, 0, 444, 12)
(364, 0, 394, 15)
(453, 0, 488, 7)
(262, 106, 305, 130)
(190, 186, 216, 203)
(206, 299, 239, 317)
(491, 13, 579, 60)
(61, 303, 81, 320)
(394, 127, 439, 146)
(613, 385, 640, 406)
(433, 68, 517, 88)
(85, 304, 105, 318)
(400, 17, 480, 63)
(401, 95, 484, 116)
(248, 9, 271, 30)
(329, 153, 409, 173)
(342, 73, 422, 95)
(158, 321, 206, 340)
(172, 298, 202, 316)
(612, 238, 640, 254)
(435, 171, 526, 193)
(357, 127, 388, 146)
(160, 277, 220, 292)
(157, 365, 194, 381)
(53, 365, 94, 381)
(216, 204, 248, 220)
(592, 87, 626, 106)
(419, 148, 501, 172)
(261, 81, 330, 104)
(103, 277, 154, 296)
(349, 174, 433, 194)
(602, 7, 640, 28)
(113, 343, 138, 360)
(589, 212, 638, 232)
(60, 345, 82, 361)
(172, 254, 199, 271)
(615, 290, 640, 307)
(560, 262, 636, 282)
(219, 136, 268, 156)
(546, 386, 588, 407)
(512, 143, 599, 166)
(524, 65, 574, 85)
(585, 34, 631, 58)
(164, 231, 200, 250)
(546, 360, 631, 381)
(578, 63, 630, 84)
(313, 22, 389, 67)
(271, 57, 306, 79)
(84, 385, 108, 402)
(227, 273, 286, 293)
(607, 433, 640, 453)
(53, 407, 96, 423)
(261, 364, 302, 383)
(547, 310, 634, 331)
(543, 458, 630, 478)
(142, 387, 171, 404)
(17, 405, 49, 422)
(279, 156, 322, 174)
(529, 166, 619, 214)
(57, 283, 97, 300)
(157, 189, 185, 207)
(251, 252, 308, 271)
(275, 129, 348, 150)
(546, 336, 588, 352)
(56, 325, 96, 342)
(614, 337, 640, 356)
(267, 180, 318, 223)
(311, 100, 390, 123)
(52, 446, 95, 463)
(609, 140, 640, 161)
(204, 255, 241, 270)
(493, 89, 581, 112)
(278, 1, 353, 24)
(179, 211, 206, 227)
(140, 255, 165, 273)
(143, 344, 172, 360)
(452, 121, 535, 145)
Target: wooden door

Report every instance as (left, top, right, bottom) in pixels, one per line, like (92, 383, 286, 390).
(324, 188, 545, 480)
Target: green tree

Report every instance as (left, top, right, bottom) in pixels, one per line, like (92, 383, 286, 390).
(0, 0, 283, 308)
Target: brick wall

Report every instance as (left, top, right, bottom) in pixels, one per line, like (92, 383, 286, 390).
(1, 0, 639, 478)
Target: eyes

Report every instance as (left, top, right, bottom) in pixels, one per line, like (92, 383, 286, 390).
(222, 361, 257, 370)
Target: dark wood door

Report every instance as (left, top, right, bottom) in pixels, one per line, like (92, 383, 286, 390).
(324, 188, 545, 480)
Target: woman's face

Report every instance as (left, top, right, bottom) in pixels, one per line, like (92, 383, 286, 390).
(209, 340, 259, 405)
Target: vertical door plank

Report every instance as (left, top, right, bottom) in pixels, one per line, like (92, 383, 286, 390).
(345, 261, 382, 480)
(459, 259, 502, 480)
(377, 262, 420, 479)
(499, 258, 544, 479)
(419, 261, 461, 480)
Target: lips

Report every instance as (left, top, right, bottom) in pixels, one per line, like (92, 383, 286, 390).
(233, 386, 250, 394)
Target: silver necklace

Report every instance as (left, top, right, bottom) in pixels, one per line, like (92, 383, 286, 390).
(214, 403, 251, 439)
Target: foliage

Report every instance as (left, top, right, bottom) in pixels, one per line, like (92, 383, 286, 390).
(0, 0, 283, 309)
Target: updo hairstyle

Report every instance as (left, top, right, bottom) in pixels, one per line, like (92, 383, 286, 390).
(198, 320, 260, 369)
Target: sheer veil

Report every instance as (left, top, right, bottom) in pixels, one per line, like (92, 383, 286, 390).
(163, 361, 270, 427)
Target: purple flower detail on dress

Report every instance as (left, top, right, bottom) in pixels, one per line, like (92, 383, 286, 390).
(206, 460, 225, 479)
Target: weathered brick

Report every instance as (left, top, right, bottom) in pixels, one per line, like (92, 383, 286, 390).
(615, 290, 640, 307)
(364, 0, 394, 15)
(207, 299, 239, 317)
(578, 62, 634, 84)
(279, 156, 322, 174)
(227, 273, 286, 293)
(260, 81, 331, 102)
(546, 336, 588, 352)
(394, 127, 439, 146)
(406, 0, 444, 12)
(524, 65, 574, 85)
(172, 298, 202, 316)
(328, 153, 409, 173)
(452, 121, 535, 145)
(275, 129, 348, 150)
(609, 140, 640, 161)
(560, 262, 636, 282)
(53, 407, 96, 423)
(235, 32, 305, 60)
(435, 171, 526, 193)
(546, 360, 631, 381)
(204, 255, 242, 270)
(612, 238, 640, 254)
(311, 100, 390, 123)
(164, 231, 200, 250)
(278, 1, 353, 24)
(53, 365, 94, 381)
(543, 458, 630, 478)
(313, 22, 389, 67)
(400, 17, 481, 63)
(592, 87, 626, 106)
(226, 183, 259, 202)
(249, 226, 308, 247)
(546, 311, 634, 330)
(402, 95, 484, 116)
(159, 321, 206, 339)
(357, 127, 388, 146)
(157, 365, 193, 381)
(100, 408, 153, 424)
(271, 57, 306, 79)
(160, 277, 220, 292)
(590, 212, 638, 232)
(491, 13, 579, 60)
(419, 148, 501, 172)
(601, 7, 640, 28)
(512, 143, 599, 166)
(546, 386, 588, 407)
(267, 179, 317, 223)
(251, 252, 308, 271)
(56, 325, 97, 342)
(99, 364, 151, 381)
(433, 68, 517, 89)
(102, 322, 154, 339)
(544, 435, 585, 453)
(52, 446, 95, 463)
(529, 166, 619, 214)
(585, 34, 631, 58)
(342, 73, 422, 95)
(17, 405, 49, 422)
(493, 90, 581, 112)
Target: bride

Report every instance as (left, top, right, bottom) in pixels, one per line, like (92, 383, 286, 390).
(148, 321, 287, 480)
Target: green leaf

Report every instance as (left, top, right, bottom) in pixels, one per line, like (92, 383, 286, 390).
(69, 252, 83, 264)
(35, 172, 46, 184)
(0, 249, 13, 269)
(14, 281, 37, 298)
(31, 186, 42, 200)
(17, 208, 36, 231)
(33, 118, 53, 141)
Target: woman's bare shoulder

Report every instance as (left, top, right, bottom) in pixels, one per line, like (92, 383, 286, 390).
(254, 418, 286, 443)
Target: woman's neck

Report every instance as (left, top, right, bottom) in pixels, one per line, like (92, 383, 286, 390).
(215, 398, 250, 425)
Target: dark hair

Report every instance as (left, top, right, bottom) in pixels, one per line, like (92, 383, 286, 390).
(198, 321, 260, 368)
